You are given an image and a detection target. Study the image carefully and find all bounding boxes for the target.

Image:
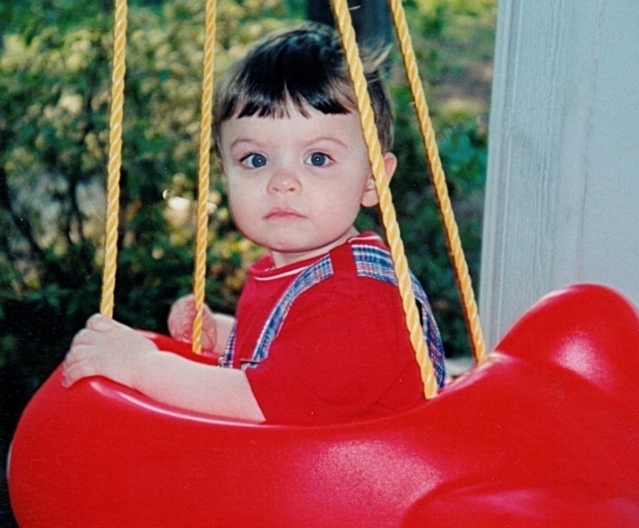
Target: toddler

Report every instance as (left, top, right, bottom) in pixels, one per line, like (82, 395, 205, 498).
(64, 23, 445, 424)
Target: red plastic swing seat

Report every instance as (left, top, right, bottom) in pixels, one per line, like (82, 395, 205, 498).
(8, 283, 639, 527)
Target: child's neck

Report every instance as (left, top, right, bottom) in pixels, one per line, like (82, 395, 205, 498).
(269, 227, 360, 268)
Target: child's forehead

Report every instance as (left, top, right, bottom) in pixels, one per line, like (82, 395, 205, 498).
(226, 101, 357, 125)
(219, 108, 364, 148)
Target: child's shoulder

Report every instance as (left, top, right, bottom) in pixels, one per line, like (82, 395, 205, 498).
(328, 232, 393, 281)
(300, 232, 397, 299)
(331, 230, 386, 258)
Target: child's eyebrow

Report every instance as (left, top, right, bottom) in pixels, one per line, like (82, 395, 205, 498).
(228, 137, 262, 150)
(228, 136, 349, 152)
(303, 136, 349, 150)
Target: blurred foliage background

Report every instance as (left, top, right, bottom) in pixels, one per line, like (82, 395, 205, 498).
(1, 0, 495, 523)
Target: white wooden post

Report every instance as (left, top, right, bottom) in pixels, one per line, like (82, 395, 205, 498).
(480, 0, 639, 349)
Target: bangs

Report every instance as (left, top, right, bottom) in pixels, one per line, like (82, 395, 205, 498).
(213, 23, 394, 152)
(216, 26, 356, 121)
(231, 73, 355, 120)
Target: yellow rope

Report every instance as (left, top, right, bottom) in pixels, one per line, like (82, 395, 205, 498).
(388, 0, 486, 363)
(100, 0, 128, 318)
(190, 0, 217, 354)
(330, 0, 438, 398)
(99, 0, 482, 372)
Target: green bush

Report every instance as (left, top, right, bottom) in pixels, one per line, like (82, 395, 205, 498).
(1, 1, 494, 522)
(1, 0, 494, 373)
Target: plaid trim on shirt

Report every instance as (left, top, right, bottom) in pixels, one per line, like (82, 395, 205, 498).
(220, 254, 334, 368)
(351, 244, 446, 387)
(221, 242, 446, 388)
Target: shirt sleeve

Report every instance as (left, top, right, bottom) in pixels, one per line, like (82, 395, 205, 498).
(246, 275, 424, 424)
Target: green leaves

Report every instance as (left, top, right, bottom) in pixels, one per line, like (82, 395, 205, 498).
(0, 0, 494, 376)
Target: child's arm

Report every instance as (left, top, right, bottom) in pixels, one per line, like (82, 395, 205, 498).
(63, 314, 265, 422)
(168, 294, 235, 355)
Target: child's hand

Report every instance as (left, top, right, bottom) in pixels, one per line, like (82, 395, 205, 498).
(167, 294, 217, 351)
(63, 314, 158, 388)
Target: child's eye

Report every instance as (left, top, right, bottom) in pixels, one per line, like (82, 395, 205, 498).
(241, 153, 268, 169)
(305, 152, 332, 167)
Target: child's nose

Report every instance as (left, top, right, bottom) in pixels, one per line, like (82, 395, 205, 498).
(267, 167, 301, 194)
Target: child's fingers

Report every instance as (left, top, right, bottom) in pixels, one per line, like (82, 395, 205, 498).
(70, 328, 94, 347)
(62, 316, 155, 389)
(63, 358, 102, 387)
(168, 296, 197, 338)
(170, 294, 196, 314)
(86, 313, 116, 332)
(62, 346, 97, 386)
(64, 343, 90, 366)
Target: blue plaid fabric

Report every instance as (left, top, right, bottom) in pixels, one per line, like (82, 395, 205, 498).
(221, 243, 446, 388)
(220, 254, 334, 369)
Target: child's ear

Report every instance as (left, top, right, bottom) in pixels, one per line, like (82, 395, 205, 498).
(361, 152, 398, 207)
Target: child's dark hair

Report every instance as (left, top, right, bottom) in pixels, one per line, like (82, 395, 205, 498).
(214, 22, 394, 153)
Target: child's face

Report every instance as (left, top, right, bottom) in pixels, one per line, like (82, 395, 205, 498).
(219, 106, 396, 267)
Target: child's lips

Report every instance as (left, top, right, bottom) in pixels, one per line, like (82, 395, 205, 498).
(264, 207, 305, 220)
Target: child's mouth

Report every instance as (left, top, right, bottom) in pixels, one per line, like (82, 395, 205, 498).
(264, 207, 305, 220)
